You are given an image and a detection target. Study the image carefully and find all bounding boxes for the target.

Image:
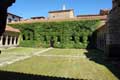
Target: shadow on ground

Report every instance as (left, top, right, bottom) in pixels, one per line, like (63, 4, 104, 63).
(84, 49, 120, 79)
(0, 70, 89, 80)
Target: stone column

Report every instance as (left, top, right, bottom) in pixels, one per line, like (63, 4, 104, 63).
(10, 36, 13, 46)
(17, 35, 20, 46)
(5, 35, 8, 46)
(0, 36, 3, 47)
(14, 36, 17, 46)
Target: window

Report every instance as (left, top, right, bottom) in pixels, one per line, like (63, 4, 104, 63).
(53, 16, 55, 18)
(12, 15, 15, 19)
(14, 20, 18, 22)
(8, 18, 12, 23)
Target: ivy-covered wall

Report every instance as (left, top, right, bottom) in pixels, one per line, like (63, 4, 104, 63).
(9, 20, 100, 48)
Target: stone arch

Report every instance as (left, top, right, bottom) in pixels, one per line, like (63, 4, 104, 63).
(8, 36, 11, 45)
(57, 36, 61, 42)
(43, 35, 47, 41)
(16, 37, 18, 44)
(71, 35, 75, 41)
(2, 36, 6, 45)
(12, 37, 14, 45)
(28, 33, 31, 40)
(22, 35, 25, 40)
(23, 29, 34, 40)
(50, 36, 54, 47)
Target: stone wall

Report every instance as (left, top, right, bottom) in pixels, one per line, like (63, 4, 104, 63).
(49, 10, 74, 19)
(106, 0, 120, 58)
(0, 0, 15, 36)
(96, 24, 106, 51)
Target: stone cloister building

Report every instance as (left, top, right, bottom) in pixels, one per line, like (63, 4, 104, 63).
(96, 22, 106, 51)
(106, 0, 120, 58)
(0, 25, 20, 48)
(96, 0, 120, 59)
(1, 0, 120, 59)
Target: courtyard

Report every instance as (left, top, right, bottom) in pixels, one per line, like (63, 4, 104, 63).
(0, 48, 119, 80)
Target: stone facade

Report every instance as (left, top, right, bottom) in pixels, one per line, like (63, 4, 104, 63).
(106, 0, 120, 58)
(7, 13, 22, 23)
(100, 9, 109, 15)
(96, 22, 106, 52)
(48, 9, 74, 19)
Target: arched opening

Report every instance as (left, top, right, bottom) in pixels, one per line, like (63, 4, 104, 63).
(23, 35, 25, 40)
(71, 36, 75, 41)
(8, 18, 12, 23)
(12, 37, 14, 44)
(28, 33, 31, 40)
(2, 36, 6, 45)
(0, 36, 1, 41)
(16, 37, 18, 44)
(8, 36, 11, 45)
(50, 36, 54, 47)
(24, 29, 35, 40)
(57, 36, 61, 42)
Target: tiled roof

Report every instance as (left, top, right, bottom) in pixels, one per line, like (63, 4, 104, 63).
(5, 25, 20, 33)
(96, 21, 106, 31)
(8, 12, 22, 18)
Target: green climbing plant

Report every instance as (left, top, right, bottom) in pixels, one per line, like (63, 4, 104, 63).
(9, 20, 100, 48)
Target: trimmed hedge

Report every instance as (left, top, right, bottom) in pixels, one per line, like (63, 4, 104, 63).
(9, 20, 100, 48)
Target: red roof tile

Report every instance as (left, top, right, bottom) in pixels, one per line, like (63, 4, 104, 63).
(5, 25, 20, 32)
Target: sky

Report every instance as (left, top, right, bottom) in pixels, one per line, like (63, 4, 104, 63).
(8, 0, 112, 19)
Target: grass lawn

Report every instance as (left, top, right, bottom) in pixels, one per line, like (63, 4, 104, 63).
(41, 49, 88, 56)
(0, 49, 119, 80)
(0, 47, 45, 58)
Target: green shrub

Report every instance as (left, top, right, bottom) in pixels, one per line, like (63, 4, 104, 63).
(20, 40, 41, 48)
(9, 20, 100, 48)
